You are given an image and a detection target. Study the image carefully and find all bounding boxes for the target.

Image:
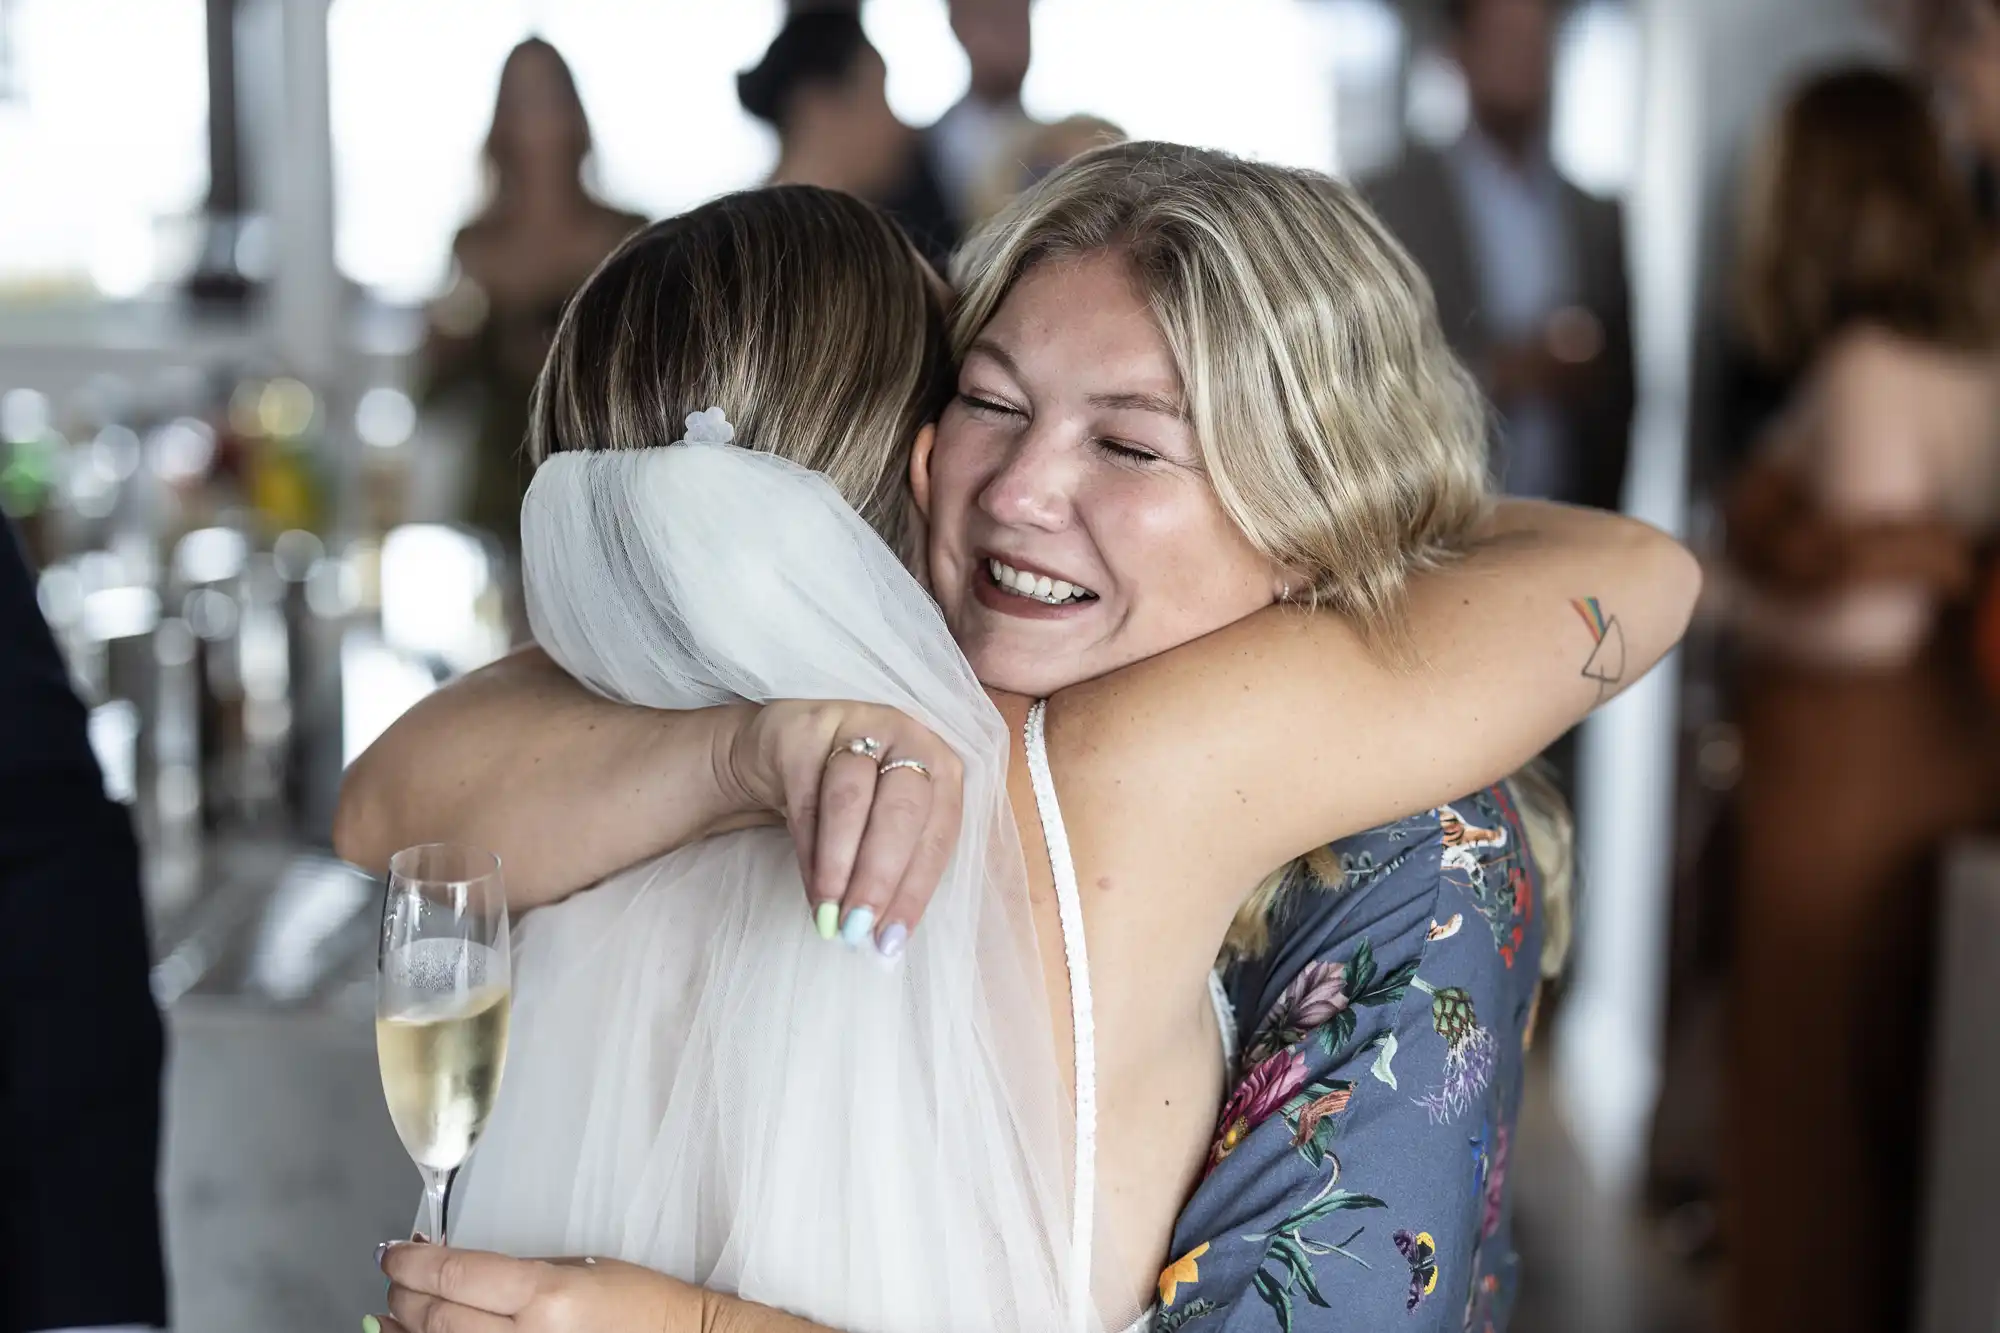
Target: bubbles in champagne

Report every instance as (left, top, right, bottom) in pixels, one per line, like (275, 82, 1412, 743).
(377, 939, 511, 1170)
(382, 936, 501, 1004)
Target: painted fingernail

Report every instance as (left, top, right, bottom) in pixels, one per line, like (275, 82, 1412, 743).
(363, 1317, 382, 1333)
(373, 1240, 390, 1268)
(840, 906, 876, 947)
(815, 901, 839, 940)
(876, 921, 908, 959)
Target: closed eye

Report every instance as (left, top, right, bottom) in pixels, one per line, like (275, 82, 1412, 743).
(956, 391, 1023, 418)
(1097, 437, 1161, 464)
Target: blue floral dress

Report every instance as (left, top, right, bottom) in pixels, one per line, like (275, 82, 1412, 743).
(1151, 783, 1545, 1333)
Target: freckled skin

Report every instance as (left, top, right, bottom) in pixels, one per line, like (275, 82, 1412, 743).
(916, 253, 1286, 697)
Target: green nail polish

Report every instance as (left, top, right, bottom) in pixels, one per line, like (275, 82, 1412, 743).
(363, 1317, 382, 1333)
(815, 901, 839, 940)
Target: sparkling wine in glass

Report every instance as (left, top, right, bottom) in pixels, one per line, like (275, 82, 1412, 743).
(375, 843, 510, 1243)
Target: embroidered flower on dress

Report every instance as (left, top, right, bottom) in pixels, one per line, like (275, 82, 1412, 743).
(1412, 980, 1498, 1123)
(1208, 1047, 1309, 1171)
(1245, 959, 1350, 1065)
(1157, 1241, 1210, 1306)
(680, 406, 735, 445)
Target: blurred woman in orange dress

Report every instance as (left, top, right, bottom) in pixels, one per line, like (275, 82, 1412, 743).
(1721, 66, 2000, 1333)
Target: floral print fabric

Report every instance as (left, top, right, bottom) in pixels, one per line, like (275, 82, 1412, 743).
(1155, 783, 1545, 1332)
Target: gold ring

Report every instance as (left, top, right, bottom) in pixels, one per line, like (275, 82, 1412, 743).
(878, 757, 932, 781)
(831, 736, 884, 763)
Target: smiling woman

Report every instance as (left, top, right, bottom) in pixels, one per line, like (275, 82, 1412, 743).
(919, 253, 1285, 691)
(922, 141, 1486, 695)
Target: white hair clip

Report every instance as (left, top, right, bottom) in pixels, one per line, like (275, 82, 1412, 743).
(681, 406, 735, 446)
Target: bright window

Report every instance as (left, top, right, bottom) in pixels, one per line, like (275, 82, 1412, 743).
(0, 0, 208, 297)
(1404, 0, 1640, 196)
(328, 0, 784, 303)
(1552, 1, 1640, 196)
(329, 0, 1349, 304)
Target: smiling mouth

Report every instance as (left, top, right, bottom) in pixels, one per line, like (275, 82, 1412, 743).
(985, 558, 1098, 606)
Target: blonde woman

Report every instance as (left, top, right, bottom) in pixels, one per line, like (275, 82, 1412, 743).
(343, 146, 1697, 1333)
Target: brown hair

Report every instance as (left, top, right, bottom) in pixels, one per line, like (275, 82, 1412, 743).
(1739, 66, 1994, 370)
(529, 185, 954, 560)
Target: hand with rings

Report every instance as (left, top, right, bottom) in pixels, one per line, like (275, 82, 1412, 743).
(732, 701, 965, 958)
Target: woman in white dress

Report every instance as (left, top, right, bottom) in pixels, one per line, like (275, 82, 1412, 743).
(345, 145, 1698, 1333)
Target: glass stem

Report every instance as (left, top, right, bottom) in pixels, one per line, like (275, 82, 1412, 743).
(419, 1164, 458, 1244)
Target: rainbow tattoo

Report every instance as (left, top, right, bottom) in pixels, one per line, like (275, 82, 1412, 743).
(1571, 597, 1626, 702)
(1572, 597, 1610, 640)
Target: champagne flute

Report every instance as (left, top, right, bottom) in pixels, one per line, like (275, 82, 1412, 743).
(375, 843, 511, 1244)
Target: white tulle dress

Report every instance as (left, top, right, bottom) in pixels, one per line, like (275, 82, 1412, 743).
(448, 441, 1122, 1331)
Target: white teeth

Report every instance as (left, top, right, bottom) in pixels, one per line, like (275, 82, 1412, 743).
(986, 558, 1094, 605)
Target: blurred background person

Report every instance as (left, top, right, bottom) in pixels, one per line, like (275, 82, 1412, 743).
(1363, 0, 1634, 803)
(416, 38, 643, 564)
(0, 517, 167, 1333)
(1717, 66, 2000, 1333)
(928, 0, 1036, 227)
(1364, 0, 1634, 516)
(739, 9, 959, 268)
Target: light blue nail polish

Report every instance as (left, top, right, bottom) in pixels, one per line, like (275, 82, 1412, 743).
(840, 906, 875, 947)
(877, 921, 908, 959)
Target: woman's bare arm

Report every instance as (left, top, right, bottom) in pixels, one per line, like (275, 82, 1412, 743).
(333, 650, 773, 909)
(337, 501, 1694, 926)
(1044, 499, 1698, 976)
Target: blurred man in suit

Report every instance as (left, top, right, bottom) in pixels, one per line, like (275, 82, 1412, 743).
(929, 0, 1036, 227)
(1364, 0, 1634, 514)
(0, 518, 166, 1332)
